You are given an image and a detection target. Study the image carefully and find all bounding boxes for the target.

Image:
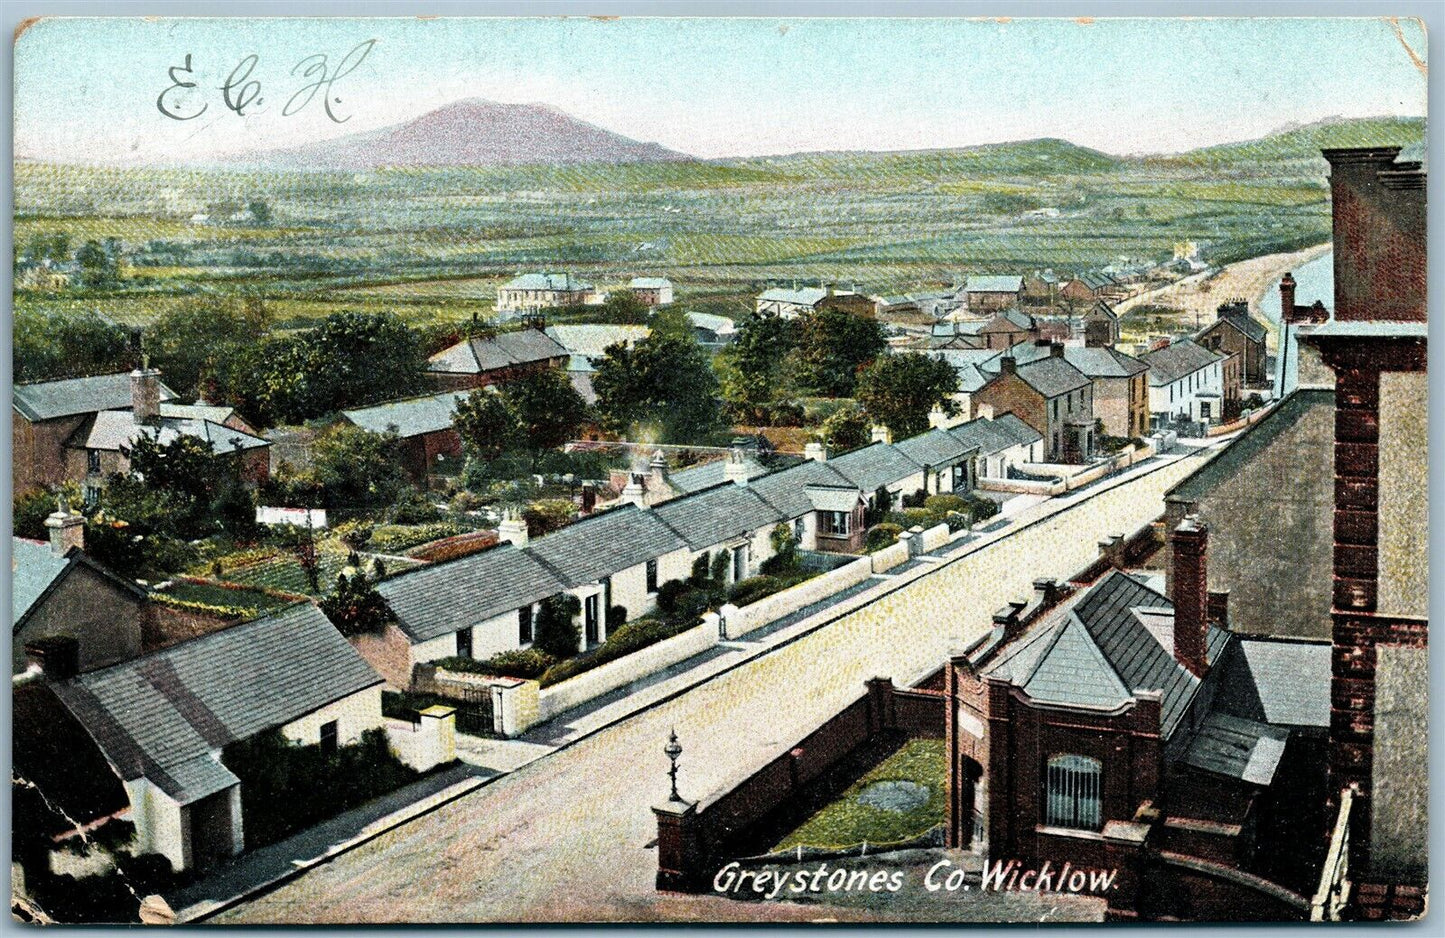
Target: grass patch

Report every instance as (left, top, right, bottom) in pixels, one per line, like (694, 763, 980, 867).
(774, 738, 946, 852)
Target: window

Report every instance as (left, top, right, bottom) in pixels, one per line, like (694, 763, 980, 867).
(793, 517, 805, 542)
(456, 626, 473, 659)
(319, 720, 339, 756)
(518, 606, 534, 645)
(87, 449, 101, 473)
(1200, 402, 1211, 420)
(645, 559, 659, 594)
(820, 510, 851, 537)
(1045, 754, 1102, 830)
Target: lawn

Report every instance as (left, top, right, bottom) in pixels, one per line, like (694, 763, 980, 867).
(160, 579, 298, 614)
(773, 737, 946, 852)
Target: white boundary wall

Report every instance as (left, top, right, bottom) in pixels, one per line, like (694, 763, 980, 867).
(537, 623, 719, 722)
(722, 556, 875, 639)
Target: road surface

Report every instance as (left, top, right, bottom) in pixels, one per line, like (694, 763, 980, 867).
(221, 449, 1214, 924)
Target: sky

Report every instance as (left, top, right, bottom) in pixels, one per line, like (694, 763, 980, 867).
(13, 16, 1429, 164)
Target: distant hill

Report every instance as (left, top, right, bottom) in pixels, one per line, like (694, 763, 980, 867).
(1148, 116, 1427, 169)
(249, 98, 690, 170)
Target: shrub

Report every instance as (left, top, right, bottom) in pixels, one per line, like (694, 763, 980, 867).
(865, 523, 903, 552)
(607, 604, 628, 632)
(656, 578, 692, 616)
(923, 494, 966, 517)
(689, 553, 711, 586)
(319, 569, 392, 637)
(900, 489, 927, 509)
(523, 498, 575, 537)
(435, 649, 554, 680)
(534, 593, 582, 660)
(539, 618, 688, 688)
(727, 575, 784, 607)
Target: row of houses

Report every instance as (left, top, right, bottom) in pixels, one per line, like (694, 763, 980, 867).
(494, 273, 674, 317)
(357, 413, 1042, 685)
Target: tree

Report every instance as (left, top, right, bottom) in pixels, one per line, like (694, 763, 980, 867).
(14, 308, 133, 382)
(855, 353, 960, 440)
(503, 368, 589, 453)
(311, 425, 410, 512)
(125, 432, 255, 540)
(321, 568, 392, 637)
(145, 294, 272, 399)
(453, 389, 519, 461)
(75, 239, 120, 288)
(718, 312, 799, 422)
(788, 307, 887, 398)
(592, 323, 724, 445)
(248, 199, 273, 225)
(818, 403, 871, 454)
(534, 594, 582, 660)
(523, 498, 575, 537)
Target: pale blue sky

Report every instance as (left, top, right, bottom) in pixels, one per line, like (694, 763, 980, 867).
(14, 16, 1428, 163)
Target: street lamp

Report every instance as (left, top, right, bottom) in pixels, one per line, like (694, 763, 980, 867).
(664, 728, 683, 801)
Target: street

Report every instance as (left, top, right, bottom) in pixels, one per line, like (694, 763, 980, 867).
(220, 447, 1215, 924)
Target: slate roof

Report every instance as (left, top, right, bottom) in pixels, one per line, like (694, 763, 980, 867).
(668, 453, 770, 494)
(1006, 356, 1092, 398)
(983, 341, 1145, 380)
(804, 486, 866, 513)
(1140, 339, 1223, 386)
(377, 543, 568, 644)
(12, 537, 72, 627)
(828, 442, 925, 493)
(1167, 390, 1333, 503)
(949, 413, 1042, 455)
(526, 505, 687, 587)
(748, 459, 861, 519)
(1179, 712, 1289, 786)
(427, 329, 569, 375)
(341, 391, 470, 438)
(1079, 272, 1117, 291)
(629, 277, 673, 289)
(893, 427, 979, 468)
(966, 275, 1024, 294)
(13, 372, 178, 422)
(50, 603, 381, 805)
(1214, 638, 1331, 729)
(980, 308, 1035, 332)
(75, 411, 271, 453)
(502, 272, 592, 292)
(982, 570, 1228, 739)
(1207, 308, 1269, 344)
(651, 483, 785, 550)
(159, 402, 238, 425)
(546, 324, 650, 359)
(757, 286, 829, 307)
(685, 312, 737, 337)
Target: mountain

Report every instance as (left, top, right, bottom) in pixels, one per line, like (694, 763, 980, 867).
(1148, 116, 1426, 169)
(250, 98, 690, 170)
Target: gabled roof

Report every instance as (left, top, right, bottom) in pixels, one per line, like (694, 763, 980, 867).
(893, 427, 979, 468)
(979, 308, 1035, 332)
(828, 442, 925, 493)
(1167, 390, 1333, 503)
(981, 570, 1228, 739)
(757, 286, 829, 306)
(545, 324, 650, 359)
(1000, 356, 1092, 399)
(427, 329, 569, 375)
(650, 483, 786, 551)
(1204, 308, 1269, 345)
(685, 312, 737, 336)
(502, 272, 592, 292)
(159, 402, 239, 425)
(74, 410, 271, 453)
(983, 341, 1145, 379)
(748, 459, 860, 520)
(13, 372, 178, 422)
(1078, 272, 1118, 291)
(629, 277, 673, 289)
(965, 275, 1024, 294)
(377, 543, 567, 644)
(1140, 338, 1225, 385)
(668, 453, 770, 494)
(1085, 300, 1119, 321)
(341, 391, 470, 438)
(949, 413, 1042, 455)
(50, 603, 381, 805)
(12, 539, 147, 632)
(804, 485, 866, 513)
(526, 504, 687, 586)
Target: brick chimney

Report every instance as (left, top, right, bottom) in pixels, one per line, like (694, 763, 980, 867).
(1279, 272, 1297, 322)
(131, 359, 162, 426)
(1049, 341, 1064, 358)
(44, 500, 85, 555)
(580, 483, 597, 514)
(804, 441, 829, 462)
(1170, 516, 1210, 677)
(1321, 147, 1424, 323)
(999, 355, 1017, 375)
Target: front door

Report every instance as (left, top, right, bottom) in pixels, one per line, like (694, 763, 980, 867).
(584, 594, 600, 646)
(731, 545, 748, 583)
(189, 787, 236, 870)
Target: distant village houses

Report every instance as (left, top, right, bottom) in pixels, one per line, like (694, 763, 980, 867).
(495, 272, 596, 317)
(627, 276, 674, 307)
(426, 324, 570, 390)
(754, 284, 879, 320)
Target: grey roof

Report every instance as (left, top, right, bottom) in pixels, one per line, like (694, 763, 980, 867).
(526, 505, 687, 586)
(668, 454, 770, 494)
(805, 486, 866, 513)
(980, 308, 1035, 332)
(427, 329, 569, 375)
(13, 372, 178, 422)
(1004, 356, 1091, 398)
(159, 402, 238, 425)
(651, 483, 786, 550)
(949, 413, 1042, 455)
(378, 543, 567, 644)
(570, 371, 597, 405)
(685, 312, 737, 336)
(341, 391, 470, 438)
(983, 342, 1145, 379)
(758, 286, 829, 306)
(748, 459, 861, 520)
(12, 538, 72, 626)
(893, 427, 979, 468)
(966, 275, 1024, 294)
(1140, 339, 1223, 385)
(76, 410, 271, 453)
(828, 442, 925, 493)
(1168, 390, 1334, 503)
(1206, 308, 1269, 344)
(629, 277, 673, 289)
(1179, 712, 1289, 786)
(1079, 272, 1118, 291)
(545, 324, 649, 359)
(502, 272, 592, 292)
(50, 603, 381, 805)
(983, 570, 1228, 739)
(1215, 638, 1331, 729)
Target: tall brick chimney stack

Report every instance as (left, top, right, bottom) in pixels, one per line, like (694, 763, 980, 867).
(131, 356, 162, 426)
(1170, 516, 1210, 677)
(1279, 272, 1297, 322)
(1321, 147, 1424, 323)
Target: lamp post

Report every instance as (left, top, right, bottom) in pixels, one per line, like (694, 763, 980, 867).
(664, 728, 683, 802)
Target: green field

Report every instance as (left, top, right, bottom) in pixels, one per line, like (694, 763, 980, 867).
(14, 117, 1424, 329)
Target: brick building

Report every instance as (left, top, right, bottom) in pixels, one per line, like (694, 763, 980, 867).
(973, 347, 1094, 462)
(1197, 301, 1270, 388)
(339, 390, 470, 482)
(426, 325, 570, 390)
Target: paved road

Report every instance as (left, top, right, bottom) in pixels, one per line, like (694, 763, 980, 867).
(221, 450, 1213, 924)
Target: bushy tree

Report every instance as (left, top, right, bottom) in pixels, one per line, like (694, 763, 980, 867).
(818, 402, 871, 454)
(321, 568, 392, 637)
(311, 425, 410, 512)
(534, 594, 582, 660)
(14, 309, 133, 382)
(145, 294, 272, 400)
(856, 353, 960, 440)
(75, 239, 121, 288)
(454, 389, 519, 462)
(122, 433, 254, 540)
(504, 368, 589, 453)
(593, 313, 723, 445)
(523, 498, 575, 537)
(718, 313, 799, 422)
(789, 307, 887, 397)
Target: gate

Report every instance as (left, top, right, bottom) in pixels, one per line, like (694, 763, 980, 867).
(454, 686, 496, 736)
